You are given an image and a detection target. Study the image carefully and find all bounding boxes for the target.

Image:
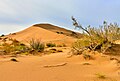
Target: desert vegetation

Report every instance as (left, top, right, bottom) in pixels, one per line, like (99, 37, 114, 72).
(71, 16, 120, 56)
(0, 38, 29, 55)
(29, 39, 45, 52)
(0, 37, 66, 56)
(0, 38, 46, 55)
(46, 42, 56, 47)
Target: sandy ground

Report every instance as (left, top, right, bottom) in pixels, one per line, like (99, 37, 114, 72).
(0, 48, 120, 81)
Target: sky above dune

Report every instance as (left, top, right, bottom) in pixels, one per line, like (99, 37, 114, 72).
(0, 0, 120, 34)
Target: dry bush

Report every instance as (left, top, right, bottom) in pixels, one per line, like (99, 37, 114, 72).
(71, 17, 120, 55)
(29, 39, 45, 52)
(1, 39, 28, 55)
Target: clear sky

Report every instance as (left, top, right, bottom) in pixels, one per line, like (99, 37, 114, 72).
(0, 0, 120, 34)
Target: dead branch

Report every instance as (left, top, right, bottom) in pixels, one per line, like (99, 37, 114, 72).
(43, 62, 67, 68)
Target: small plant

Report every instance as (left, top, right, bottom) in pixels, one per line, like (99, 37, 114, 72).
(46, 42, 56, 47)
(29, 39, 45, 52)
(95, 73, 106, 79)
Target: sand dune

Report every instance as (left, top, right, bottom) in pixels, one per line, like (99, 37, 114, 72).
(7, 24, 78, 46)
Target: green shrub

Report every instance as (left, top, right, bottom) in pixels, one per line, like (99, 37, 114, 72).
(71, 38, 91, 55)
(1, 40, 28, 55)
(29, 39, 45, 52)
(71, 17, 120, 55)
(46, 42, 56, 47)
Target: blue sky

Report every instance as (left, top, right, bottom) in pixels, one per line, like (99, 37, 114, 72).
(0, 0, 120, 34)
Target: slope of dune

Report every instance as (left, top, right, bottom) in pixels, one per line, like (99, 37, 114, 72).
(7, 24, 79, 46)
(33, 23, 82, 38)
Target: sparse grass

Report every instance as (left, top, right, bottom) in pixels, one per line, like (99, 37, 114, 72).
(29, 39, 45, 52)
(46, 42, 56, 47)
(1, 41, 28, 55)
(0, 38, 30, 55)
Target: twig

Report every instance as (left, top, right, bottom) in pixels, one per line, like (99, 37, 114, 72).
(43, 63, 67, 68)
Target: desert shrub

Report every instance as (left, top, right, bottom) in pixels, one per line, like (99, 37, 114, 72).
(71, 17, 120, 55)
(0, 34, 5, 37)
(71, 38, 91, 55)
(1, 41, 28, 55)
(29, 39, 45, 52)
(46, 42, 56, 47)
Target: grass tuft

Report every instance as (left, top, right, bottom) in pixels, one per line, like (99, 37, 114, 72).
(46, 42, 56, 47)
(29, 39, 45, 52)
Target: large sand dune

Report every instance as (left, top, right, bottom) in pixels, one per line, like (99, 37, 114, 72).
(7, 24, 79, 46)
